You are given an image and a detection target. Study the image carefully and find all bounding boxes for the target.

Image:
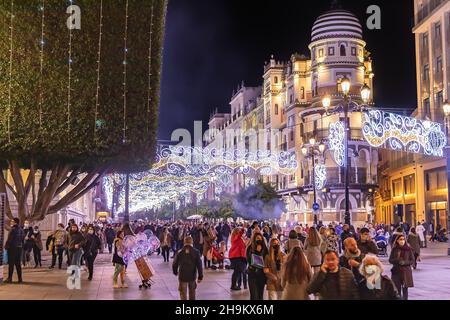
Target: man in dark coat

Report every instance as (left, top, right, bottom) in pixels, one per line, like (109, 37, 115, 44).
(5, 218, 25, 283)
(340, 224, 355, 250)
(357, 227, 379, 256)
(172, 236, 203, 300)
(104, 225, 116, 254)
(307, 250, 360, 300)
(220, 222, 231, 250)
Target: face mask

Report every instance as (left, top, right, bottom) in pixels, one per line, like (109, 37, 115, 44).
(34, 230, 39, 234)
(398, 240, 406, 246)
(24, 224, 29, 228)
(88, 230, 94, 235)
(365, 265, 378, 275)
(256, 239, 263, 245)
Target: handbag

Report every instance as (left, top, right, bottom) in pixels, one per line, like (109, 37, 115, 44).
(250, 253, 264, 269)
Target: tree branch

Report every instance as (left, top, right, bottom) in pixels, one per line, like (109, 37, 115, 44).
(0, 174, 14, 219)
(55, 166, 82, 196)
(24, 158, 36, 198)
(0, 170, 17, 198)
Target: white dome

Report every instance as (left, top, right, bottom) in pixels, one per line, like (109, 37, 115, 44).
(311, 9, 363, 42)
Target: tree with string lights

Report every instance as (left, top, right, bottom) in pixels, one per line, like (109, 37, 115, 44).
(0, 0, 167, 222)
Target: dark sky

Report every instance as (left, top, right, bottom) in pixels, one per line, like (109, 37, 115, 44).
(158, 0, 416, 141)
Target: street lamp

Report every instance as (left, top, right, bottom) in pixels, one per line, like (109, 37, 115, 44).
(322, 80, 371, 225)
(443, 100, 450, 256)
(301, 138, 326, 226)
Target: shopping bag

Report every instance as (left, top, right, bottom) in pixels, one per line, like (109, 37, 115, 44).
(2, 250, 8, 264)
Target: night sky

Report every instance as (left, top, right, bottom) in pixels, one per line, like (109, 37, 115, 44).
(158, 0, 416, 141)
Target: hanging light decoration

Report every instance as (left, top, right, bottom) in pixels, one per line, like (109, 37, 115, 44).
(328, 121, 345, 167)
(314, 164, 327, 191)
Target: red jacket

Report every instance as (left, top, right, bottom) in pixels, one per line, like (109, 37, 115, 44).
(229, 229, 246, 259)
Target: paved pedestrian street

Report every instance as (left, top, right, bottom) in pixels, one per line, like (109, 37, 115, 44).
(1, 242, 449, 300)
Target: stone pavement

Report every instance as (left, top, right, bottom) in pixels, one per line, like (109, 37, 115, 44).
(1, 242, 449, 300)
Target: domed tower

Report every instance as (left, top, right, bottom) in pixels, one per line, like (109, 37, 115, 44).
(308, 8, 374, 106)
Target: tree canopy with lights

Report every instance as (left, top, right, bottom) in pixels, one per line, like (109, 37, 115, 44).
(0, 0, 167, 222)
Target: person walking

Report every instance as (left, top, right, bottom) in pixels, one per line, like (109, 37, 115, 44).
(415, 222, 426, 248)
(339, 237, 364, 284)
(407, 228, 421, 270)
(307, 250, 360, 300)
(48, 223, 67, 269)
(31, 226, 43, 268)
(284, 230, 302, 254)
(264, 238, 285, 300)
(389, 235, 414, 300)
(281, 246, 312, 300)
(220, 222, 231, 250)
(357, 227, 379, 257)
(358, 255, 400, 300)
(112, 230, 127, 288)
(104, 224, 116, 254)
(83, 225, 101, 280)
(159, 227, 173, 262)
(4, 218, 25, 283)
(66, 223, 85, 268)
(22, 220, 34, 267)
(428, 221, 435, 242)
(325, 227, 339, 253)
(246, 232, 268, 300)
(318, 227, 328, 257)
(340, 224, 355, 250)
(304, 226, 322, 274)
(172, 236, 204, 300)
(229, 227, 247, 291)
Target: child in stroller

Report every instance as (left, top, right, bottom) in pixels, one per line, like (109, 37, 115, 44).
(375, 230, 388, 256)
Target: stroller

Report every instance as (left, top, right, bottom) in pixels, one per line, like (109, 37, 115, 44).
(375, 234, 388, 257)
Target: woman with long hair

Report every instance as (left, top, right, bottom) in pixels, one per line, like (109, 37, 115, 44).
(112, 230, 127, 289)
(304, 226, 322, 274)
(264, 238, 285, 300)
(246, 231, 268, 300)
(281, 247, 312, 300)
(318, 226, 328, 256)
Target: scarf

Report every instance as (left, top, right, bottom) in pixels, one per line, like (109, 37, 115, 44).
(344, 248, 361, 259)
(366, 267, 382, 290)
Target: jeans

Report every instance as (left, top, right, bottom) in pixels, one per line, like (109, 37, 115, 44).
(51, 245, 65, 268)
(33, 246, 42, 267)
(107, 242, 113, 254)
(248, 270, 266, 300)
(161, 246, 170, 262)
(179, 281, 197, 300)
(223, 236, 229, 250)
(7, 247, 23, 281)
(69, 249, 83, 267)
(231, 257, 246, 288)
(85, 253, 97, 279)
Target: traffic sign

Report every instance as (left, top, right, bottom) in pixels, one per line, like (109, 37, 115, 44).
(312, 202, 320, 212)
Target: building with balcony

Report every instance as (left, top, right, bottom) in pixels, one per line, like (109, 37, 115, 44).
(205, 7, 378, 227)
(374, 0, 450, 230)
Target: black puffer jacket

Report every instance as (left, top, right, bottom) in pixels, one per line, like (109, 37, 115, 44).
(307, 267, 360, 300)
(5, 225, 25, 250)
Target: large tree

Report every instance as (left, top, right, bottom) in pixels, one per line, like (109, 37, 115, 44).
(0, 0, 167, 222)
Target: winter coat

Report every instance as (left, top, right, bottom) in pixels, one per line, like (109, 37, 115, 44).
(356, 239, 379, 257)
(407, 233, 421, 256)
(105, 228, 116, 244)
(5, 225, 25, 250)
(339, 253, 364, 284)
(159, 232, 173, 247)
(264, 254, 284, 292)
(281, 264, 311, 300)
(304, 238, 322, 267)
(202, 230, 214, 256)
(172, 245, 203, 282)
(358, 276, 401, 300)
(67, 231, 86, 252)
(112, 238, 125, 265)
(415, 225, 425, 242)
(320, 235, 328, 255)
(284, 238, 302, 254)
(83, 234, 101, 257)
(326, 234, 339, 253)
(389, 245, 414, 288)
(31, 231, 43, 250)
(229, 229, 246, 259)
(306, 267, 360, 300)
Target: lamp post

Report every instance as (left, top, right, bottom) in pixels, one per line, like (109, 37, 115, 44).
(443, 100, 450, 256)
(322, 77, 371, 225)
(302, 138, 326, 226)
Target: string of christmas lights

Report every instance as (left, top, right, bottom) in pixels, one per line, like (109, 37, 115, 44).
(146, 1, 154, 133)
(7, 0, 14, 143)
(66, 0, 74, 135)
(94, 0, 103, 139)
(38, 0, 46, 130)
(122, 0, 129, 143)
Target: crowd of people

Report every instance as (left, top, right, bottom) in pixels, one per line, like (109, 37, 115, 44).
(2, 217, 444, 301)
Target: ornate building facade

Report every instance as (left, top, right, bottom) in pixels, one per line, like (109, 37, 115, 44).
(205, 8, 377, 227)
(374, 0, 450, 230)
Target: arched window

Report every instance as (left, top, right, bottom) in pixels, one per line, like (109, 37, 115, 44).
(340, 44, 346, 56)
